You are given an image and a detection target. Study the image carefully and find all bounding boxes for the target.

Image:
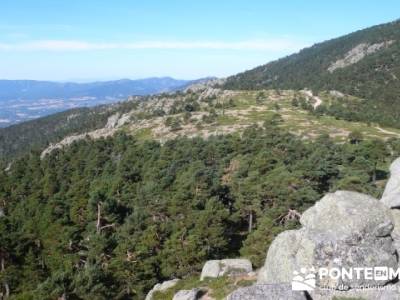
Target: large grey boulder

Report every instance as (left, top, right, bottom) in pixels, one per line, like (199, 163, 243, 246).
(382, 157, 400, 208)
(258, 191, 397, 289)
(200, 258, 252, 281)
(226, 284, 308, 300)
(257, 229, 309, 284)
(381, 158, 400, 266)
(301, 191, 394, 236)
(172, 288, 206, 300)
(390, 209, 400, 263)
(309, 287, 400, 300)
(145, 278, 180, 300)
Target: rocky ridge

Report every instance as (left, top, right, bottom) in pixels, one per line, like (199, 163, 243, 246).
(40, 87, 400, 159)
(40, 86, 243, 158)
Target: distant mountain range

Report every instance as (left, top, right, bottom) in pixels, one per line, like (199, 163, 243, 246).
(0, 77, 210, 126)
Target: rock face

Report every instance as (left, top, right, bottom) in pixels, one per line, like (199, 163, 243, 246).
(226, 284, 308, 300)
(172, 288, 206, 300)
(200, 258, 252, 281)
(300, 191, 394, 237)
(258, 191, 397, 289)
(145, 279, 180, 300)
(390, 210, 400, 259)
(309, 288, 400, 300)
(328, 40, 394, 72)
(381, 157, 400, 208)
(381, 157, 400, 267)
(40, 113, 130, 158)
(329, 90, 344, 98)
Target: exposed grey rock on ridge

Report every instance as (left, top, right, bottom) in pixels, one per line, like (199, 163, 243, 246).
(258, 191, 397, 289)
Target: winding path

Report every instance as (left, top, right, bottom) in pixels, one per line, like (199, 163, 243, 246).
(302, 90, 322, 109)
(375, 126, 400, 137)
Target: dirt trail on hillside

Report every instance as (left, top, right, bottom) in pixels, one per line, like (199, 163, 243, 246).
(375, 126, 400, 137)
(302, 90, 322, 109)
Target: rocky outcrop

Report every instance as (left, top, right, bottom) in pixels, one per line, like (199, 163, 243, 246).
(145, 279, 180, 300)
(390, 210, 400, 259)
(258, 191, 397, 289)
(329, 90, 344, 98)
(381, 157, 400, 268)
(381, 157, 400, 208)
(40, 113, 131, 158)
(309, 288, 400, 300)
(200, 259, 252, 281)
(328, 40, 394, 72)
(172, 288, 207, 300)
(226, 284, 308, 300)
(230, 285, 400, 300)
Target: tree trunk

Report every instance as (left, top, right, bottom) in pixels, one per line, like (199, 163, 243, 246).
(5, 283, 9, 298)
(372, 162, 377, 184)
(1, 257, 9, 299)
(58, 292, 66, 300)
(96, 203, 101, 234)
(248, 211, 253, 233)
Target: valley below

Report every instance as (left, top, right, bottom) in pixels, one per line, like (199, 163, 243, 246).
(0, 96, 123, 127)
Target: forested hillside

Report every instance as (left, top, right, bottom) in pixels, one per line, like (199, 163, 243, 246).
(3, 86, 400, 163)
(1, 122, 400, 299)
(224, 20, 400, 128)
(0, 100, 139, 161)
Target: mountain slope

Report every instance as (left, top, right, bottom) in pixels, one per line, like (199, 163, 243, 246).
(223, 20, 400, 127)
(0, 100, 139, 161)
(4, 86, 400, 162)
(0, 79, 216, 161)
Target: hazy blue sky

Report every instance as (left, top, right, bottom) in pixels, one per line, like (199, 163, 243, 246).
(0, 1, 399, 81)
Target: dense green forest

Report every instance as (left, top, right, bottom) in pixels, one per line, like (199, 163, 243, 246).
(223, 20, 400, 128)
(1, 121, 399, 299)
